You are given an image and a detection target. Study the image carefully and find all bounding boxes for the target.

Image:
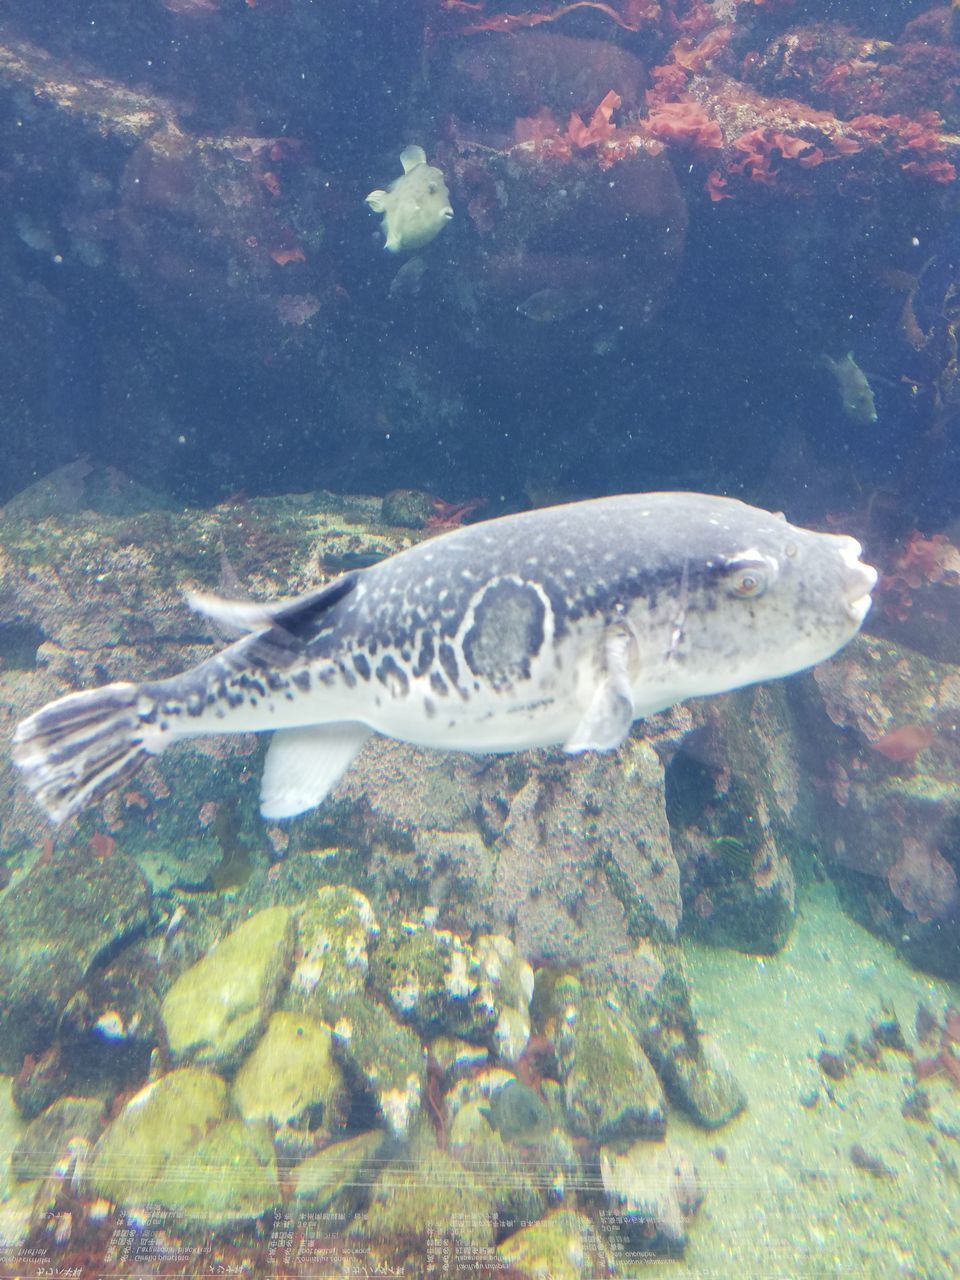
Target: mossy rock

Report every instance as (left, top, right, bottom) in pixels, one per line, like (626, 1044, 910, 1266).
(354, 1128, 495, 1248)
(89, 1068, 279, 1224)
(497, 1209, 604, 1279)
(161, 906, 294, 1071)
(290, 1129, 385, 1219)
(11, 1097, 105, 1183)
(330, 993, 425, 1137)
(284, 886, 379, 1020)
(556, 976, 666, 1142)
(232, 1011, 347, 1137)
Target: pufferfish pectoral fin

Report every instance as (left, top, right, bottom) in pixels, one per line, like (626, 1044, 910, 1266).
(260, 722, 372, 819)
(563, 621, 638, 754)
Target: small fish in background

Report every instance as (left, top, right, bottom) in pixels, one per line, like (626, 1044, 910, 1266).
(516, 287, 589, 324)
(365, 146, 453, 253)
(823, 351, 878, 425)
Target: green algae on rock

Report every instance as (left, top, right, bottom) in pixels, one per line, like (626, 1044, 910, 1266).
(10, 1096, 105, 1183)
(231, 1010, 346, 1143)
(328, 992, 425, 1137)
(555, 975, 666, 1142)
(285, 886, 380, 1018)
(369, 923, 533, 1059)
(88, 1068, 280, 1224)
(290, 1129, 386, 1219)
(447, 1088, 579, 1226)
(496, 1208, 605, 1280)
(354, 1125, 495, 1251)
(161, 906, 294, 1071)
(0, 846, 151, 1073)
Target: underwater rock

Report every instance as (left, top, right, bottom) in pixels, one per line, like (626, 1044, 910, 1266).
(285, 886, 379, 1018)
(329, 992, 425, 1138)
(56, 954, 163, 1098)
(10, 1096, 105, 1183)
(381, 488, 436, 529)
(806, 634, 960, 975)
(443, 139, 687, 350)
(231, 1011, 347, 1145)
(446, 1090, 572, 1226)
(161, 905, 294, 1071)
(428, 1035, 489, 1082)
(0, 846, 150, 1073)
(368, 923, 533, 1058)
(492, 742, 680, 963)
(599, 1141, 704, 1256)
(88, 1066, 281, 1223)
(355, 1126, 496, 1251)
(652, 1036, 747, 1131)
(496, 1208, 605, 1280)
(554, 975, 666, 1143)
(668, 684, 803, 954)
(869, 528, 960, 666)
(290, 1129, 386, 1220)
(438, 30, 649, 128)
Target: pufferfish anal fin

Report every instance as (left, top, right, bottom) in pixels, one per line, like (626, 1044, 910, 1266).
(563, 620, 638, 753)
(260, 722, 372, 819)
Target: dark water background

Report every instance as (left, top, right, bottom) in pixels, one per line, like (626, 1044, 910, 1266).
(1, 0, 957, 530)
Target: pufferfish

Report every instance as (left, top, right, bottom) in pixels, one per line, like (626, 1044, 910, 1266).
(13, 493, 877, 825)
(365, 145, 454, 253)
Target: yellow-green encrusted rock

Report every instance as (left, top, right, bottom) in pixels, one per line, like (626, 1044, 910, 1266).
(162, 906, 294, 1070)
(90, 1068, 227, 1201)
(88, 1068, 280, 1224)
(232, 1011, 346, 1136)
(291, 1129, 385, 1219)
(496, 1209, 604, 1279)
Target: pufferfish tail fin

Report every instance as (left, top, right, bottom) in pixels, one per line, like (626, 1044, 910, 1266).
(13, 683, 155, 824)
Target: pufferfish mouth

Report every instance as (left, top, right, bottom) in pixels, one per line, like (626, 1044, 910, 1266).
(836, 536, 878, 622)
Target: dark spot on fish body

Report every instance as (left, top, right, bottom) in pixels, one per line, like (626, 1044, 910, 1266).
(353, 653, 371, 681)
(292, 669, 311, 693)
(376, 654, 410, 698)
(414, 632, 435, 677)
(438, 642, 461, 690)
(463, 579, 545, 687)
(337, 661, 357, 690)
(430, 671, 448, 697)
(424, 698, 436, 718)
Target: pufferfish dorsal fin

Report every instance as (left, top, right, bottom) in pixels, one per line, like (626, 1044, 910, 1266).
(187, 573, 360, 641)
(564, 620, 638, 753)
(399, 144, 427, 173)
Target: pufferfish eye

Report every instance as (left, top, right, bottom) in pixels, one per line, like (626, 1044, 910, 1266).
(721, 552, 776, 599)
